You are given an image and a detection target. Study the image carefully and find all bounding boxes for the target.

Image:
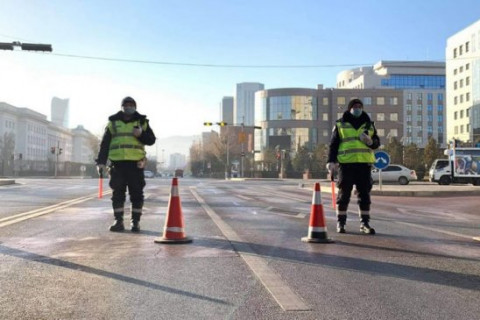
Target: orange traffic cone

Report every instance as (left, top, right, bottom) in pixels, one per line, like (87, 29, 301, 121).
(154, 178, 192, 244)
(302, 182, 334, 243)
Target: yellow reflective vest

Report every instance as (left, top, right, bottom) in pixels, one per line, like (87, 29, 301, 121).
(107, 120, 147, 161)
(336, 121, 375, 164)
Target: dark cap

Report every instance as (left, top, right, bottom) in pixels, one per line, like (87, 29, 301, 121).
(347, 98, 363, 110)
(121, 96, 136, 107)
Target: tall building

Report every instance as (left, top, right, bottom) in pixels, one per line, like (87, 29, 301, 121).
(51, 97, 70, 128)
(234, 82, 264, 126)
(337, 61, 446, 147)
(220, 96, 234, 125)
(446, 19, 480, 146)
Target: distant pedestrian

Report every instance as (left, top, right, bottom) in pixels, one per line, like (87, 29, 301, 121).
(96, 96, 156, 232)
(326, 98, 380, 234)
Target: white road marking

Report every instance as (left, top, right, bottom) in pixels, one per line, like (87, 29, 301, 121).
(190, 187, 310, 311)
(0, 190, 113, 228)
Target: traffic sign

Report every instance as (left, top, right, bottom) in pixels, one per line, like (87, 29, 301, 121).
(374, 151, 390, 170)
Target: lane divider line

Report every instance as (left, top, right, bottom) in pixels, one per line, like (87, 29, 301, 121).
(0, 190, 112, 228)
(190, 187, 310, 311)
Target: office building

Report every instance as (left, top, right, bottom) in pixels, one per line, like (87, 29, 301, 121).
(254, 86, 403, 162)
(51, 97, 70, 128)
(337, 61, 446, 147)
(221, 96, 234, 125)
(446, 19, 480, 146)
(234, 82, 264, 126)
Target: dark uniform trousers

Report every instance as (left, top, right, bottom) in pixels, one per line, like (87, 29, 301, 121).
(337, 163, 373, 212)
(109, 161, 146, 221)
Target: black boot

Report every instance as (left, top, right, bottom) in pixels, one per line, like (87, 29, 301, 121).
(131, 206, 142, 233)
(360, 215, 375, 235)
(130, 220, 140, 232)
(109, 219, 125, 232)
(336, 214, 346, 233)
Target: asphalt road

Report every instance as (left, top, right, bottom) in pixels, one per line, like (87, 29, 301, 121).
(1, 178, 479, 320)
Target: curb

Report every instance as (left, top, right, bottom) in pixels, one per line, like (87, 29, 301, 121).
(0, 179, 15, 186)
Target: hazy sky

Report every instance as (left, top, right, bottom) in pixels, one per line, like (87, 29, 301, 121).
(1, 0, 480, 141)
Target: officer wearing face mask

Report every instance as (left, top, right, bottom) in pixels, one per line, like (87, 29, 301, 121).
(326, 98, 380, 234)
(96, 96, 156, 232)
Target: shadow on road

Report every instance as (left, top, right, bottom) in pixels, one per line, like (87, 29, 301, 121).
(0, 244, 230, 306)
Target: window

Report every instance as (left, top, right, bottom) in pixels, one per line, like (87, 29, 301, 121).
(459, 45, 463, 55)
(363, 97, 372, 105)
(467, 108, 470, 117)
(460, 125, 464, 133)
(466, 41, 470, 52)
(454, 96, 458, 105)
(467, 93, 470, 102)
(437, 93, 443, 101)
(323, 130, 328, 137)
(337, 112, 343, 119)
(377, 128, 385, 136)
(427, 93, 433, 101)
(376, 97, 385, 105)
(322, 113, 328, 121)
(460, 66, 464, 73)
(460, 79, 464, 88)
(323, 97, 329, 105)
(337, 97, 345, 105)
(466, 77, 470, 86)
(416, 93, 423, 101)
(454, 126, 458, 134)
(390, 113, 398, 121)
(454, 111, 458, 120)
(454, 81, 458, 90)
(460, 110, 464, 118)
(407, 93, 412, 100)
(467, 124, 470, 132)
(377, 113, 385, 121)
(438, 105, 444, 113)
(466, 63, 470, 70)
(389, 97, 398, 105)
(454, 68, 458, 75)
(389, 129, 398, 137)
(454, 48, 457, 58)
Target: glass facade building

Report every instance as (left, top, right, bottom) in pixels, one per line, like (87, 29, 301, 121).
(254, 90, 319, 158)
(380, 75, 445, 89)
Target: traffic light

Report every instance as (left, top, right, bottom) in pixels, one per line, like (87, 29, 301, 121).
(51, 147, 56, 154)
(217, 121, 228, 126)
(20, 43, 52, 52)
(0, 42, 14, 50)
(59, 148, 63, 155)
(203, 122, 213, 126)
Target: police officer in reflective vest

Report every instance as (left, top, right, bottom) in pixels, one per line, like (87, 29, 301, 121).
(96, 96, 156, 232)
(327, 98, 380, 234)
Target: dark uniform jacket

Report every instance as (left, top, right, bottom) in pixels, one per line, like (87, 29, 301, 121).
(327, 111, 380, 164)
(96, 111, 156, 165)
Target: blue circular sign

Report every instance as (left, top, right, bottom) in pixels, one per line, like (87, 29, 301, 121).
(374, 151, 390, 170)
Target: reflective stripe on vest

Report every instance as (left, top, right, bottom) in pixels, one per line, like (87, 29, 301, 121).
(108, 120, 147, 161)
(337, 121, 375, 164)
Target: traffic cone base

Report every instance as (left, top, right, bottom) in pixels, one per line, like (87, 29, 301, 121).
(302, 182, 334, 243)
(154, 178, 193, 244)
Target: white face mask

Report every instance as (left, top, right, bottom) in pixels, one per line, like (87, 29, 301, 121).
(122, 106, 136, 115)
(350, 108, 362, 117)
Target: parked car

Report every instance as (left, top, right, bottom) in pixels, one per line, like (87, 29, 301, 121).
(371, 164, 417, 185)
(144, 170, 154, 178)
